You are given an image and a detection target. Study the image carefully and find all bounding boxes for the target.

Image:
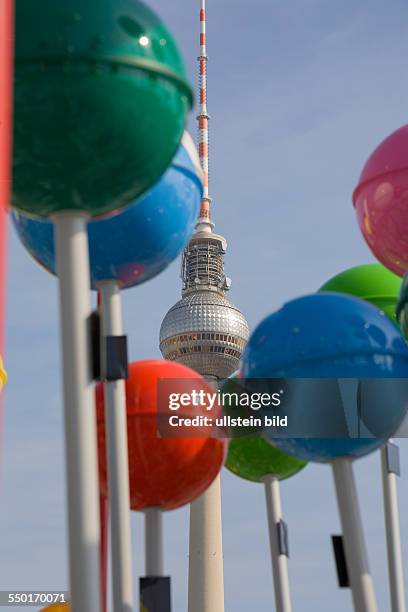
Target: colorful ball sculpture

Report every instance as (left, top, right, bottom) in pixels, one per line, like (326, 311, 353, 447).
(12, 133, 202, 289)
(353, 125, 408, 277)
(319, 263, 401, 324)
(96, 360, 227, 511)
(13, 0, 193, 217)
(0, 357, 6, 392)
(226, 436, 306, 482)
(242, 293, 408, 463)
(320, 265, 408, 441)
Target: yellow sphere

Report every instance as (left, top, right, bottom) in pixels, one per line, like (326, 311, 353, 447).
(0, 357, 7, 391)
(40, 604, 70, 611)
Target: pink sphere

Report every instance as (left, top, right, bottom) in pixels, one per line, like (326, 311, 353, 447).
(353, 124, 408, 276)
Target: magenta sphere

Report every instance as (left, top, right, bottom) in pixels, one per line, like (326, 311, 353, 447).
(353, 125, 408, 277)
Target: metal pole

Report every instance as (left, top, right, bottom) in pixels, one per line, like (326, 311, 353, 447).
(145, 508, 164, 577)
(381, 444, 406, 612)
(188, 473, 225, 612)
(188, 375, 224, 612)
(332, 458, 378, 612)
(54, 212, 101, 612)
(99, 280, 134, 612)
(264, 475, 292, 612)
(100, 494, 109, 612)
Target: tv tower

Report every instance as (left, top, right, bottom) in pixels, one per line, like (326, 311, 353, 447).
(159, 1, 249, 610)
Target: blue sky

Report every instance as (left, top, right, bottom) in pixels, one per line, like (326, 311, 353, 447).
(2, 0, 408, 610)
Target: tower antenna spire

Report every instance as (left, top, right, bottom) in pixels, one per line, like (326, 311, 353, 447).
(196, 0, 214, 232)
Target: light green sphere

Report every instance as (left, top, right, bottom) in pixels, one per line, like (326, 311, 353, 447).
(320, 263, 401, 324)
(226, 435, 307, 483)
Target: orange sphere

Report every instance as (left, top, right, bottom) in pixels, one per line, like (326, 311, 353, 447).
(96, 360, 226, 511)
(40, 604, 70, 611)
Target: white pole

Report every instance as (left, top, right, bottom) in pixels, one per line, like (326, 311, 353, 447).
(263, 475, 292, 612)
(54, 212, 101, 612)
(145, 508, 164, 576)
(188, 375, 224, 612)
(188, 473, 225, 612)
(381, 444, 406, 612)
(99, 280, 134, 612)
(332, 458, 378, 612)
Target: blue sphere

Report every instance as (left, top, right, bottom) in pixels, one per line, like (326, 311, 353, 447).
(12, 133, 202, 290)
(241, 293, 408, 462)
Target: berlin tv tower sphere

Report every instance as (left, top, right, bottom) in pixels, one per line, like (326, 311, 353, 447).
(353, 125, 408, 277)
(319, 263, 402, 324)
(12, 133, 202, 290)
(96, 360, 227, 511)
(242, 293, 408, 463)
(160, 286, 249, 380)
(13, 0, 193, 218)
(159, 227, 250, 381)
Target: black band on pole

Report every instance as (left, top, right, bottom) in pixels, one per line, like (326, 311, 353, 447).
(90, 310, 101, 381)
(277, 520, 289, 558)
(331, 535, 349, 588)
(386, 441, 401, 476)
(140, 577, 171, 612)
(104, 335, 129, 381)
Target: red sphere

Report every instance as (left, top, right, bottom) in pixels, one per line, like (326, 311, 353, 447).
(353, 125, 408, 276)
(96, 360, 226, 511)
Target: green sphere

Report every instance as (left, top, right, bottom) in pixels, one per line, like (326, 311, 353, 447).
(226, 436, 307, 483)
(221, 374, 307, 482)
(319, 263, 402, 324)
(13, 0, 193, 218)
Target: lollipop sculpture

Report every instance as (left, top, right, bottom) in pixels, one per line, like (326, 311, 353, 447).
(96, 360, 227, 611)
(353, 125, 408, 612)
(13, 1, 193, 609)
(13, 133, 202, 612)
(223, 373, 306, 612)
(13, 0, 193, 218)
(12, 132, 202, 290)
(320, 263, 406, 612)
(242, 293, 408, 612)
(353, 125, 408, 277)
